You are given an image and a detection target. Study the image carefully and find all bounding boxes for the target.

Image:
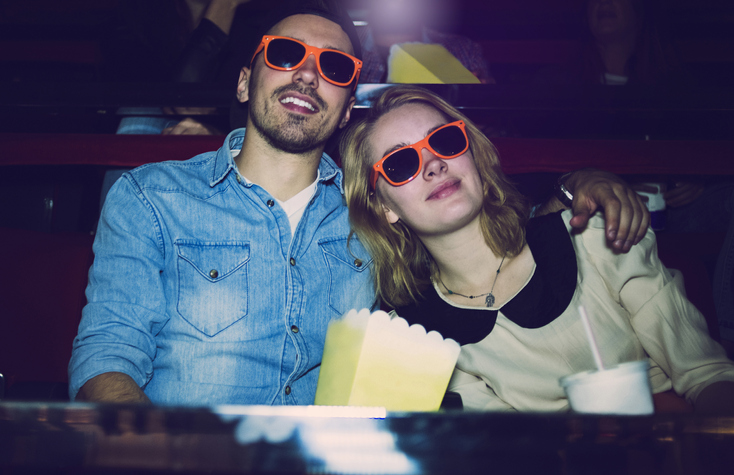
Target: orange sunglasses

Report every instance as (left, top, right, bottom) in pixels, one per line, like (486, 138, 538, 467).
(250, 36, 362, 88)
(371, 121, 469, 189)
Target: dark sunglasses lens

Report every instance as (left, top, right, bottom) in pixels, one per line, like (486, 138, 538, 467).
(383, 149, 421, 184)
(319, 51, 355, 83)
(267, 38, 306, 68)
(429, 125, 467, 156)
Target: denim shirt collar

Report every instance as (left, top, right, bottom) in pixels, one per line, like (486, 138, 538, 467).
(210, 128, 344, 194)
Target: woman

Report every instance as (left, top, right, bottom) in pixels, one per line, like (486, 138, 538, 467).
(341, 85, 734, 413)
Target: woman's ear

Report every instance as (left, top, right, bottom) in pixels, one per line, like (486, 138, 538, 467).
(381, 202, 400, 224)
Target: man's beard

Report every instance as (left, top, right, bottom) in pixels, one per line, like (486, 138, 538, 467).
(249, 83, 335, 155)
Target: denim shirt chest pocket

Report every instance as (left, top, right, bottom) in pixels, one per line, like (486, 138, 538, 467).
(319, 237, 373, 316)
(176, 240, 250, 337)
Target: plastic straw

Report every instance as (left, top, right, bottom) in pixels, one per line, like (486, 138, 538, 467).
(578, 305, 605, 371)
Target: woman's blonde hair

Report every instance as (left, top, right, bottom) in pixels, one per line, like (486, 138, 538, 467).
(341, 85, 529, 308)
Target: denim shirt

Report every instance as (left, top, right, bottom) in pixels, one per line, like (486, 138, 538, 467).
(69, 129, 375, 405)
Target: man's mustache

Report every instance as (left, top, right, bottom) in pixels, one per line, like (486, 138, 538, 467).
(272, 83, 327, 111)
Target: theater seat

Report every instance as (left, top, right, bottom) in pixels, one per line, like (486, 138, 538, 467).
(0, 227, 94, 400)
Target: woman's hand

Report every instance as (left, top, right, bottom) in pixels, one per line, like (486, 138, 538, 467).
(565, 168, 650, 252)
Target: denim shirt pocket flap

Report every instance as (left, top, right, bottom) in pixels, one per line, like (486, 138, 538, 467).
(318, 237, 373, 315)
(176, 240, 251, 337)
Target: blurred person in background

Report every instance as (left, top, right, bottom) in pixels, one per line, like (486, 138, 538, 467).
(581, 0, 680, 85)
(533, 1, 734, 356)
(111, 0, 257, 136)
(102, 1, 259, 208)
(583, 0, 734, 353)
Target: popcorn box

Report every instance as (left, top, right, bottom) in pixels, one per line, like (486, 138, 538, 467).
(386, 43, 481, 84)
(314, 309, 461, 412)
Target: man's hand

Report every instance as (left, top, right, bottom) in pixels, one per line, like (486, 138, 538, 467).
(565, 169, 650, 252)
(76, 372, 151, 404)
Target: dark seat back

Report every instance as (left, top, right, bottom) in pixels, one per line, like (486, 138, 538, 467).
(0, 227, 94, 398)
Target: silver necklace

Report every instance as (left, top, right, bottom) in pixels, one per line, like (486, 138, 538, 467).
(439, 255, 506, 308)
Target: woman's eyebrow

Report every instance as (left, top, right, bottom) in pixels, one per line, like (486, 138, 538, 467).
(381, 142, 411, 157)
(426, 123, 444, 135)
(380, 124, 448, 158)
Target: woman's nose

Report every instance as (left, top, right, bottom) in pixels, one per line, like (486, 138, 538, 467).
(421, 148, 448, 178)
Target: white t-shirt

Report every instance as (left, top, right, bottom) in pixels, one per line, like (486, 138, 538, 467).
(231, 149, 318, 235)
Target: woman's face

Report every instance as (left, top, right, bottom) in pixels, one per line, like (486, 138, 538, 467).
(369, 103, 484, 237)
(587, 0, 640, 42)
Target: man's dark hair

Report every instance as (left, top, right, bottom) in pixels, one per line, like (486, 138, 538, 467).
(248, 0, 362, 62)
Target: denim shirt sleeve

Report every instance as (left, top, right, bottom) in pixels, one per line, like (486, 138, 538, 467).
(68, 173, 168, 400)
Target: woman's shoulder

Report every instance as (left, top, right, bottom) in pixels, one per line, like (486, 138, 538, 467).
(525, 210, 580, 269)
(526, 209, 576, 243)
(496, 210, 577, 328)
(551, 210, 664, 293)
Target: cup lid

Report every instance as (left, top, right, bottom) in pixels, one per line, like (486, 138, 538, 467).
(559, 360, 649, 388)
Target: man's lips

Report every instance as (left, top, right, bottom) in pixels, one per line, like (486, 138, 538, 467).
(279, 93, 319, 114)
(427, 179, 460, 200)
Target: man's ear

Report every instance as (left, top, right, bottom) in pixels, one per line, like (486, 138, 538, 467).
(236, 67, 251, 104)
(338, 96, 356, 129)
(381, 201, 400, 224)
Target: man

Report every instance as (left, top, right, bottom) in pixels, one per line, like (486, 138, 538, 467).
(69, 0, 648, 405)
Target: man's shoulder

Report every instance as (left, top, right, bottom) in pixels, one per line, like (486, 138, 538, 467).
(126, 152, 220, 192)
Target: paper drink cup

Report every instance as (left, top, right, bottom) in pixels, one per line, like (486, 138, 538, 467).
(559, 360, 654, 415)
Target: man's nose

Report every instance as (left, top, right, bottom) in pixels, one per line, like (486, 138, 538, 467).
(293, 54, 320, 88)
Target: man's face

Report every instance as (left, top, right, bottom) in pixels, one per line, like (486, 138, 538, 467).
(239, 14, 356, 155)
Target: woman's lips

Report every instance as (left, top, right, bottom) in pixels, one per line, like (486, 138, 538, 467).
(427, 180, 460, 200)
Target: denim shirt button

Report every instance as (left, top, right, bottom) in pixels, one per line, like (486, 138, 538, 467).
(267, 199, 275, 207)
(291, 325, 299, 333)
(290, 257, 296, 266)
(354, 259, 363, 267)
(209, 269, 219, 279)
(284, 386, 291, 395)
(235, 175, 242, 184)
